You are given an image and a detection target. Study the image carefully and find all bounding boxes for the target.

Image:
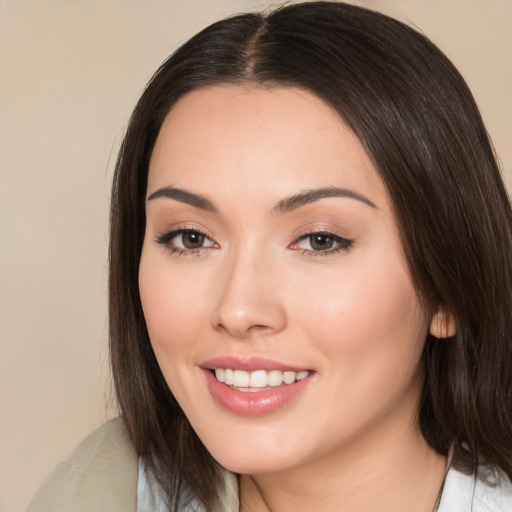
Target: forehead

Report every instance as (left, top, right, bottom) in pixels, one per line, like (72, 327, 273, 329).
(148, 85, 387, 210)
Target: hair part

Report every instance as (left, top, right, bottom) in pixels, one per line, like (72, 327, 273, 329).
(109, 2, 512, 508)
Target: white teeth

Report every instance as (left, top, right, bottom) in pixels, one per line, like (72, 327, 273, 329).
(233, 370, 250, 387)
(283, 371, 296, 384)
(224, 368, 234, 385)
(213, 368, 310, 388)
(249, 370, 268, 388)
(267, 370, 284, 386)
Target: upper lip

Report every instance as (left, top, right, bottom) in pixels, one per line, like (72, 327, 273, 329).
(201, 356, 311, 373)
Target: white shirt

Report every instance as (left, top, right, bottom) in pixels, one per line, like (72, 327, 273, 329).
(437, 465, 512, 512)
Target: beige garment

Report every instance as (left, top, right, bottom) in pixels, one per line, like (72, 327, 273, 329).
(26, 418, 139, 512)
(26, 418, 240, 512)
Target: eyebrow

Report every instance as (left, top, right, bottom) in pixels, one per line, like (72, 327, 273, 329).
(146, 185, 376, 214)
(273, 187, 376, 214)
(147, 186, 217, 212)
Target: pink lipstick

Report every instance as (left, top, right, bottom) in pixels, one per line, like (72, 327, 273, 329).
(201, 357, 314, 417)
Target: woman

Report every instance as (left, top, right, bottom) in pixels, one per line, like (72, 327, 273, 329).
(28, 2, 512, 511)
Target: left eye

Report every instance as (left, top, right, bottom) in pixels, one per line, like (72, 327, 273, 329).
(156, 229, 216, 250)
(293, 233, 352, 252)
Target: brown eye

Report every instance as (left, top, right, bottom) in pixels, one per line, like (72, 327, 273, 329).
(181, 231, 206, 249)
(309, 234, 335, 251)
(292, 231, 353, 254)
(155, 229, 216, 252)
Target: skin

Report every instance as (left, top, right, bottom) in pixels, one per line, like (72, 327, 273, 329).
(139, 85, 447, 511)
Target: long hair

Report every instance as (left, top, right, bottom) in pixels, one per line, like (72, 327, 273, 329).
(109, 2, 512, 509)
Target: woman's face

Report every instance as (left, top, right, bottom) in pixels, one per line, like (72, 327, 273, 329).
(139, 85, 431, 475)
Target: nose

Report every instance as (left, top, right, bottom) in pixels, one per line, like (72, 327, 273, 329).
(210, 250, 287, 339)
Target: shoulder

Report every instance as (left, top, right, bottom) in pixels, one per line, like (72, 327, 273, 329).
(26, 418, 138, 512)
(137, 458, 239, 512)
(439, 465, 512, 512)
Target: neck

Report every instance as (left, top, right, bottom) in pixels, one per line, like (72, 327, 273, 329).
(239, 423, 447, 512)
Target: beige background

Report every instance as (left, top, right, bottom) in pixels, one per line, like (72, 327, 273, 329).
(0, 1, 510, 511)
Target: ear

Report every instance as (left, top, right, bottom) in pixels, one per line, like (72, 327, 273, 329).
(429, 309, 457, 338)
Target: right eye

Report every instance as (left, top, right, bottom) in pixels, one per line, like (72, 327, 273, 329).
(155, 229, 216, 254)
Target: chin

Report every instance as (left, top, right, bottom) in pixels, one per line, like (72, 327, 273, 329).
(215, 454, 293, 476)
(200, 431, 306, 476)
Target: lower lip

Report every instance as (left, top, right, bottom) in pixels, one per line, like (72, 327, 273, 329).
(202, 369, 313, 417)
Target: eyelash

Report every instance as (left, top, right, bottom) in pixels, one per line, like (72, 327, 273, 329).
(291, 231, 353, 256)
(155, 228, 353, 257)
(155, 228, 216, 256)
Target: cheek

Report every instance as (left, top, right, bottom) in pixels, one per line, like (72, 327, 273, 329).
(287, 253, 428, 364)
(288, 261, 428, 429)
(138, 248, 212, 409)
(138, 248, 206, 357)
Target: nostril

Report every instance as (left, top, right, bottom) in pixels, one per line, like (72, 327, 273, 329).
(249, 324, 273, 332)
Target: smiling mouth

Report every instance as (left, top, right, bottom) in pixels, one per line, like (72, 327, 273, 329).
(213, 368, 311, 392)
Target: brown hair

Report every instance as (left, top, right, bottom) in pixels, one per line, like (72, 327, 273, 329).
(109, 2, 512, 509)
